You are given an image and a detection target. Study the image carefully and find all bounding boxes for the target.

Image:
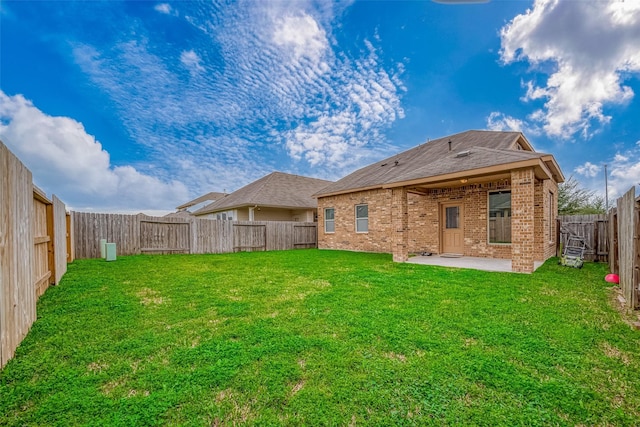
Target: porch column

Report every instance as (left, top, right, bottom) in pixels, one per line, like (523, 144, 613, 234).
(391, 187, 409, 262)
(511, 168, 535, 273)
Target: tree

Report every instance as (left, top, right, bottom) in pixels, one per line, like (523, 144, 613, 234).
(558, 176, 605, 215)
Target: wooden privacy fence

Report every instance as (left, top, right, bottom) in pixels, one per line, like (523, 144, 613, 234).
(72, 211, 318, 259)
(1, 141, 72, 368)
(558, 214, 608, 262)
(608, 187, 639, 310)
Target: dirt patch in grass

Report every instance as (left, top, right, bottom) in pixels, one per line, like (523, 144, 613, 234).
(607, 285, 640, 329)
(136, 287, 168, 306)
(600, 341, 631, 365)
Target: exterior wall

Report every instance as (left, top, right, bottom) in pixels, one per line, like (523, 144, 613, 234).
(511, 168, 536, 273)
(236, 208, 250, 221)
(291, 209, 315, 222)
(199, 207, 315, 222)
(533, 178, 559, 261)
(318, 188, 393, 253)
(253, 207, 316, 222)
(391, 187, 409, 262)
(407, 180, 512, 259)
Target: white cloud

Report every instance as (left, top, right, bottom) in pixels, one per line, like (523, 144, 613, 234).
(273, 14, 328, 64)
(500, 0, 640, 139)
(614, 153, 628, 162)
(0, 91, 188, 211)
(574, 161, 600, 178)
(603, 145, 640, 200)
(486, 112, 527, 133)
(180, 50, 205, 74)
(154, 3, 172, 15)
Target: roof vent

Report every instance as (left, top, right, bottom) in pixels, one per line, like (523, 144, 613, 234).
(455, 150, 471, 158)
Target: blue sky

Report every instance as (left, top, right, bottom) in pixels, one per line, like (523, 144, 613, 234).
(1, 0, 639, 213)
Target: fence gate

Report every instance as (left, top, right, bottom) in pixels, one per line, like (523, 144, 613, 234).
(139, 220, 191, 254)
(33, 189, 54, 298)
(233, 223, 266, 252)
(293, 224, 317, 248)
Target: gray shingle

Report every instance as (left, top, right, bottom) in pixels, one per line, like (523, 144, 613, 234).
(193, 172, 333, 215)
(316, 130, 543, 195)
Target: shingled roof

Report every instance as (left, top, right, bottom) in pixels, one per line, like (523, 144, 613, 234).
(193, 172, 333, 215)
(176, 191, 226, 211)
(316, 130, 563, 197)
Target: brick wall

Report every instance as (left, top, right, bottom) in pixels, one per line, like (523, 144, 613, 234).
(511, 168, 535, 273)
(391, 187, 409, 262)
(318, 188, 394, 253)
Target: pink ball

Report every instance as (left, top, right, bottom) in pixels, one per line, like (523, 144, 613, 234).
(605, 274, 620, 284)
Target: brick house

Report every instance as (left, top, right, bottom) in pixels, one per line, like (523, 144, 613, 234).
(315, 130, 564, 273)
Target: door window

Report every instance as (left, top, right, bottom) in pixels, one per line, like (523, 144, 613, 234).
(445, 206, 459, 229)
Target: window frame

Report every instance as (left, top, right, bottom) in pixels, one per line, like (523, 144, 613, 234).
(487, 190, 512, 245)
(355, 204, 369, 233)
(324, 208, 335, 234)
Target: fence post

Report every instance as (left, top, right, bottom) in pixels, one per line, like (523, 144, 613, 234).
(556, 219, 561, 257)
(45, 200, 56, 287)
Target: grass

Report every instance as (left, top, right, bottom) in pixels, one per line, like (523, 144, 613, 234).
(1, 250, 639, 426)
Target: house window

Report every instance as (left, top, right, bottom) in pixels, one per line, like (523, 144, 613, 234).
(355, 204, 368, 233)
(216, 210, 234, 220)
(488, 191, 511, 244)
(324, 208, 335, 233)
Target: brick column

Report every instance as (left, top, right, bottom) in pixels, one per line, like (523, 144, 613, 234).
(511, 168, 535, 273)
(391, 187, 409, 262)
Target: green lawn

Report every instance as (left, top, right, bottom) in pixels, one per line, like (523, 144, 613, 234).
(1, 250, 639, 426)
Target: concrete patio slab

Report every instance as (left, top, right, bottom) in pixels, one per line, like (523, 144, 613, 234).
(406, 254, 543, 273)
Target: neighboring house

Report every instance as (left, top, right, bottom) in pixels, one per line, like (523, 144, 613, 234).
(175, 191, 227, 213)
(193, 172, 333, 222)
(315, 130, 564, 273)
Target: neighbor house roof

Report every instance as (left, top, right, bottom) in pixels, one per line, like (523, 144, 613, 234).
(316, 130, 564, 197)
(193, 172, 333, 215)
(176, 191, 226, 211)
(164, 210, 194, 219)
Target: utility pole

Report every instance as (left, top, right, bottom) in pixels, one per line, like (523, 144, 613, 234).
(604, 164, 609, 213)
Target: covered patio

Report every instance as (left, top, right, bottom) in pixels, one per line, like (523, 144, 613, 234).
(407, 254, 544, 273)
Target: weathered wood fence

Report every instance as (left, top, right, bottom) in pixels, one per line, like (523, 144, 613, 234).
(558, 214, 608, 262)
(72, 212, 318, 259)
(608, 187, 639, 310)
(1, 141, 72, 368)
